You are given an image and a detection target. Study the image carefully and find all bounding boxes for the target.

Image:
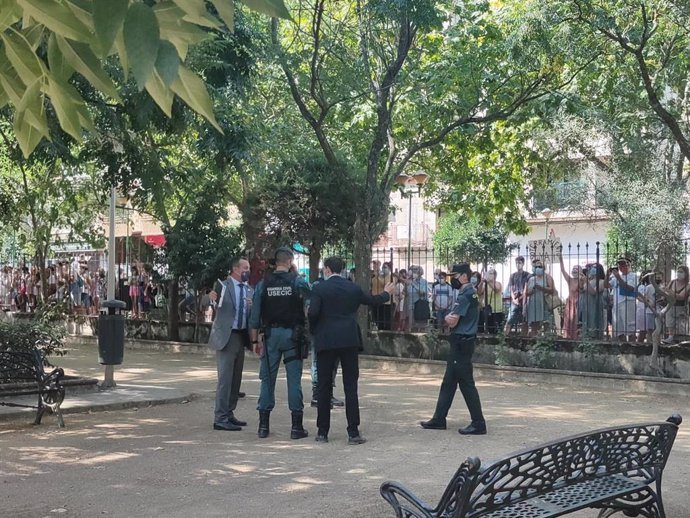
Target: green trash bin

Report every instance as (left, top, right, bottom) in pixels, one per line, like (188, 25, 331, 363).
(98, 300, 127, 365)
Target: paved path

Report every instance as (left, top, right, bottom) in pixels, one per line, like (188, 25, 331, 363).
(1, 341, 689, 517)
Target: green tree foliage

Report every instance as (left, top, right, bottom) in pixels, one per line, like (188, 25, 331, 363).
(0, 120, 103, 299)
(0, 0, 289, 157)
(545, 0, 690, 162)
(250, 153, 359, 280)
(162, 182, 243, 292)
(268, 0, 581, 291)
(522, 0, 690, 267)
(433, 213, 513, 267)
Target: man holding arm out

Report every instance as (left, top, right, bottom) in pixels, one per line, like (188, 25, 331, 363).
(308, 256, 394, 444)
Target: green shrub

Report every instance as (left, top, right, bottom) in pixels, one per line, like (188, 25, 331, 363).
(0, 320, 66, 360)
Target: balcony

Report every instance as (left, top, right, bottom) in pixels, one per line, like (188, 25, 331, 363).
(532, 180, 589, 212)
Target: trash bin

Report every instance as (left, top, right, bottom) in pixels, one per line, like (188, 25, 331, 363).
(98, 300, 127, 365)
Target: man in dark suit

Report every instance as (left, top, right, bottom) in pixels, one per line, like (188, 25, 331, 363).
(308, 256, 393, 444)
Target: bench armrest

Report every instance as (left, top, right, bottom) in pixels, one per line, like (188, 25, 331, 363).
(380, 481, 435, 518)
(41, 367, 64, 388)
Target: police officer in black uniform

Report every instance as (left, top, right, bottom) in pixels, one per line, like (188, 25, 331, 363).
(420, 263, 487, 435)
(249, 247, 311, 439)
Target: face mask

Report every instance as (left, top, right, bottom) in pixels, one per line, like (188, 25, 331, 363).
(382, 268, 390, 275)
(678, 272, 686, 280)
(440, 279, 446, 284)
(535, 267, 544, 275)
(451, 278, 462, 290)
(470, 277, 478, 286)
(240, 271, 250, 283)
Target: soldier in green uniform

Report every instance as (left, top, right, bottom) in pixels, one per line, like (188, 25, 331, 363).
(249, 247, 311, 439)
(420, 263, 487, 435)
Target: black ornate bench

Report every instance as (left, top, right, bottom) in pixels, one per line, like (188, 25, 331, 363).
(0, 349, 66, 427)
(381, 415, 682, 518)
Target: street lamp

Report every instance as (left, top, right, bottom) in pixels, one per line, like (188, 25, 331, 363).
(541, 207, 553, 240)
(396, 172, 429, 269)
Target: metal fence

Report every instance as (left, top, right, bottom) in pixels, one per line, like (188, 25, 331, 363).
(297, 241, 690, 343)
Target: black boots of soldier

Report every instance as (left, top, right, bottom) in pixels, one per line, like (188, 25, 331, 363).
(258, 411, 270, 438)
(290, 411, 309, 440)
(258, 411, 308, 439)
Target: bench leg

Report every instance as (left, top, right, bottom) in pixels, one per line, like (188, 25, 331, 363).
(597, 489, 664, 518)
(34, 404, 45, 425)
(53, 403, 65, 428)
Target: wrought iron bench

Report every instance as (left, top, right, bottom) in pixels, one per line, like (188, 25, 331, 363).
(0, 349, 66, 427)
(381, 415, 682, 518)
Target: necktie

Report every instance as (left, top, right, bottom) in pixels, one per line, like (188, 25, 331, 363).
(237, 283, 245, 329)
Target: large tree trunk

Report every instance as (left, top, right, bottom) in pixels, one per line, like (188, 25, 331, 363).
(354, 215, 374, 343)
(168, 279, 179, 341)
(309, 247, 321, 283)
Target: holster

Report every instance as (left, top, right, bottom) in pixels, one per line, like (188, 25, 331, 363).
(291, 325, 309, 360)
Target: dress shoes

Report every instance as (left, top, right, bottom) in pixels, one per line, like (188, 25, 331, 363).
(347, 435, 367, 445)
(458, 422, 487, 435)
(315, 433, 329, 443)
(331, 397, 344, 407)
(238, 391, 246, 398)
(228, 417, 247, 427)
(213, 422, 242, 431)
(420, 419, 447, 430)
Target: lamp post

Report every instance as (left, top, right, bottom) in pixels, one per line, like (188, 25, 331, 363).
(396, 172, 429, 269)
(541, 207, 553, 240)
(541, 207, 553, 271)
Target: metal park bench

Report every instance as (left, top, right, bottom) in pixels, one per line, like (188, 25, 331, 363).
(381, 415, 682, 518)
(0, 349, 66, 427)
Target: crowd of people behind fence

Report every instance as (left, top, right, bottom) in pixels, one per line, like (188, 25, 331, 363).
(4, 248, 690, 344)
(368, 253, 690, 344)
(1, 255, 160, 317)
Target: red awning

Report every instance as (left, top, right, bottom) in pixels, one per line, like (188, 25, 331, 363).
(144, 234, 166, 247)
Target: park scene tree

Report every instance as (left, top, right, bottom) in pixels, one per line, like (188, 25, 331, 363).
(1, 1, 690, 517)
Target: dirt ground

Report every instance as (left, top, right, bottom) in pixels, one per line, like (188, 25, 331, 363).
(1, 343, 689, 517)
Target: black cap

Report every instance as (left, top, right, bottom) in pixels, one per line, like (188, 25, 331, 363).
(450, 263, 472, 276)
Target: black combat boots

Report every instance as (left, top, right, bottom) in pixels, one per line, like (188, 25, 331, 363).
(258, 411, 270, 438)
(290, 411, 309, 440)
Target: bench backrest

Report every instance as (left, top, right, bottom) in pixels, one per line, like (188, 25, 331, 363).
(456, 415, 681, 518)
(0, 349, 43, 385)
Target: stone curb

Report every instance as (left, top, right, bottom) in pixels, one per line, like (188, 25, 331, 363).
(0, 392, 200, 424)
(65, 335, 690, 397)
(359, 355, 690, 397)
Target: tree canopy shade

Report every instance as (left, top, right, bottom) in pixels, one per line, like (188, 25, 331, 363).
(433, 213, 513, 267)
(269, 0, 584, 290)
(250, 153, 359, 281)
(0, 0, 289, 157)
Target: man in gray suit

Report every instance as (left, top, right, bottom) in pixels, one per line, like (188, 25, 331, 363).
(208, 257, 252, 431)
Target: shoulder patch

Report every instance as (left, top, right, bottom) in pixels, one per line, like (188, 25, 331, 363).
(472, 294, 478, 299)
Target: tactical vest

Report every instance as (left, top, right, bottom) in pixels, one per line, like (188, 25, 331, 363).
(261, 271, 304, 327)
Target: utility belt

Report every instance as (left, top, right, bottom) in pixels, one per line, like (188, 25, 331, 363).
(261, 323, 309, 364)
